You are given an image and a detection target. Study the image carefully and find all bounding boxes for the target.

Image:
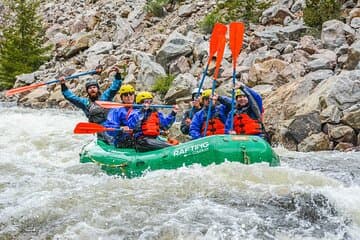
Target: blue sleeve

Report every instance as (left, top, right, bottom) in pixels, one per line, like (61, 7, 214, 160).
(189, 111, 203, 139)
(100, 77, 122, 101)
(244, 86, 263, 113)
(158, 111, 176, 130)
(104, 108, 128, 127)
(218, 96, 232, 115)
(62, 88, 89, 115)
(127, 110, 141, 129)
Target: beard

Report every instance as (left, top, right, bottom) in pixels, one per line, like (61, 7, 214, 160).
(88, 91, 101, 102)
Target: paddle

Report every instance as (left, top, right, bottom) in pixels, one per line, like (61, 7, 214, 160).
(5, 68, 101, 96)
(95, 100, 174, 109)
(203, 25, 228, 136)
(73, 122, 132, 134)
(229, 22, 245, 132)
(195, 23, 228, 99)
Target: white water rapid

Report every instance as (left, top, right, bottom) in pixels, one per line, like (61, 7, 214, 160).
(1, 105, 360, 239)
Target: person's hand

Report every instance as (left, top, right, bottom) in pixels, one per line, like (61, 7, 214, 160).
(95, 65, 103, 74)
(229, 130, 236, 135)
(110, 66, 122, 79)
(110, 66, 120, 73)
(121, 126, 132, 134)
(235, 82, 245, 89)
(59, 76, 66, 84)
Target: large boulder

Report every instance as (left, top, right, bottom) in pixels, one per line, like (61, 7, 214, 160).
(156, 31, 193, 70)
(164, 73, 197, 104)
(134, 51, 166, 90)
(321, 20, 355, 50)
(298, 132, 331, 152)
(296, 70, 360, 114)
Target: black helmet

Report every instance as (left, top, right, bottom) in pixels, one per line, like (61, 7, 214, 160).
(85, 79, 99, 90)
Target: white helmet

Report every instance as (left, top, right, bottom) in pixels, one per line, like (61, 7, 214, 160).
(191, 88, 203, 95)
(191, 88, 203, 100)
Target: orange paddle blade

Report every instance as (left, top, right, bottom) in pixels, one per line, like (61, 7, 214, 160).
(213, 34, 227, 80)
(95, 101, 130, 109)
(229, 22, 245, 68)
(5, 82, 46, 97)
(208, 23, 228, 65)
(73, 122, 114, 134)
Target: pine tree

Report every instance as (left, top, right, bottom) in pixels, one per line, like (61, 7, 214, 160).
(0, 0, 50, 90)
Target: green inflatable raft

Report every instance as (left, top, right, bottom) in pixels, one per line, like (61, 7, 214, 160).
(79, 134, 280, 178)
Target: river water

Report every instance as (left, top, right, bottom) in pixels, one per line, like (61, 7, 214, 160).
(1, 105, 360, 240)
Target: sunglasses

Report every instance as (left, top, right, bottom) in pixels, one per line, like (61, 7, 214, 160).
(122, 92, 134, 97)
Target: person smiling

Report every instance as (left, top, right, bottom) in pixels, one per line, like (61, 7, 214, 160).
(102, 84, 136, 148)
(127, 91, 179, 152)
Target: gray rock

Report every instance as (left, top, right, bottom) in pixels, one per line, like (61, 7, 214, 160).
(85, 41, 113, 55)
(156, 31, 193, 70)
(286, 112, 322, 143)
(298, 132, 330, 152)
(276, 24, 308, 42)
(178, 4, 196, 17)
(135, 51, 166, 90)
(350, 17, 360, 28)
(164, 73, 197, 104)
(296, 70, 360, 114)
(321, 20, 355, 50)
(297, 35, 319, 54)
(261, 5, 295, 25)
(306, 50, 337, 71)
(304, 70, 334, 84)
(291, 0, 305, 13)
(320, 105, 342, 123)
(114, 18, 134, 44)
(15, 73, 36, 85)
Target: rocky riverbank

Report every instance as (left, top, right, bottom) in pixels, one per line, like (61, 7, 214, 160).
(1, 0, 359, 151)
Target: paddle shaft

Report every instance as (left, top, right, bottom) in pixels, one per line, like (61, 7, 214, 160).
(47, 70, 97, 85)
(6, 69, 98, 96)
(95, 101, 174, 109)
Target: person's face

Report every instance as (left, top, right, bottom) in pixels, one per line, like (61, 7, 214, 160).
(202, 97, 210, 106)
(236, 95, 248, 107)
(191, 98, 201, 108)
(87, 85, 99, 98)
(121, 92, 135, 104)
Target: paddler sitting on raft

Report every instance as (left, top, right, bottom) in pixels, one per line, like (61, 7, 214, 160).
(127, 91, 179, 152)
(102, 84, 136, 148)
(225, 83, 270, 142)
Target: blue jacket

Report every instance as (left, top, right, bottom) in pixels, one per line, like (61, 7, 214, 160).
(61, 77, 122, 119)
(128, 108, 176, 139)
(102, 107, 133, 144)
(189, 104, 227, 139)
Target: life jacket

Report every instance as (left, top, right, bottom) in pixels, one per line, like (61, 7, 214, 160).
(88, 102, 109, 124)
(233, 113, 262, 135)
(141, 111, 160, 137)
(201, 110, 225, 136)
